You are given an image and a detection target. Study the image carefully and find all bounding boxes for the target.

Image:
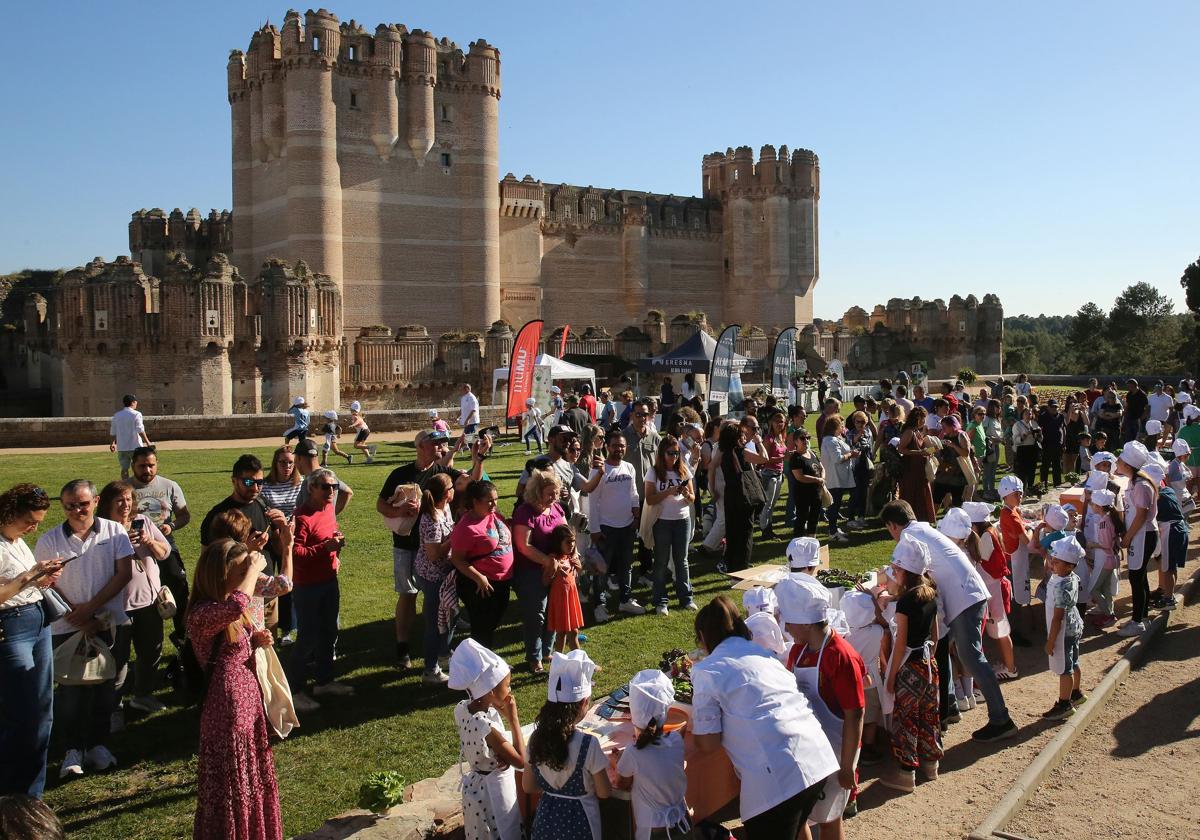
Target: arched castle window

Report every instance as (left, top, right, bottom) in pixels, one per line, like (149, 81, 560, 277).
(348, 44, 358, 61)
(313, 34, 321, 53)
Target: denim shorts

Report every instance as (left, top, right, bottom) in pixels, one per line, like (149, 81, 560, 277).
(1062, 634, 1080, 676)
(392, 548, 418, 595)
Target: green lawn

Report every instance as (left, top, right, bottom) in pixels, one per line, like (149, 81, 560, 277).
(16, 428, 897, 839)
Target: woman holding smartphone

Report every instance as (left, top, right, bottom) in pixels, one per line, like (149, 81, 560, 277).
(98, 481, 171, 717)
(0, 483, 60, 798)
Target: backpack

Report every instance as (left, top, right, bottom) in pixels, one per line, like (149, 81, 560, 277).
(166, 629, 225, 706)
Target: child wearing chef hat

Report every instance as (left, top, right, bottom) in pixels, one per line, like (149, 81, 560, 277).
(786, 536, 822, 578)
(997, 475, 1035, 646)
(1043, 536, 1087, 721)
(777, 576, 867, 824)
(615, 669, 692, 840)
(840, 590, 892, 764)
(319, 408, 353, 466)
(746, 610, 791, 662)
(1143, 418, 1163, 452)
(1115, 441, 1156, 637)
(1147, 457, 1189, 613)
(1167, 438, 1195, 514)
(428, 408, 451, 434)
(936, 507, 982, 707)
(879, 534, 943, 792)
(522, 650, 611, 839)
(447, 639, 525, 840)
(348, 400, 377, 464)
(962, 500, 1018, 681)
(742, 584, 779, 619)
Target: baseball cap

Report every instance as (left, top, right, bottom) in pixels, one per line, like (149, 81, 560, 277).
(549, 424, 577, 439)
(294, 439, 319, 458)
(416, 429, 451, 447)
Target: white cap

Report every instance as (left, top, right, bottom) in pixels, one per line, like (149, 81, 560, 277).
(1043, 504, 1069, 531)
(775, 575, 831, 625)
(447, 639, 511, 700)
(1145, 419, 1163, 435)
(550, 386, 562, 394)
(628, 669, 674, 730)
(891, 533, 931, 576)
(350, 400, 362, 412)
(742, 586, 778, 616)
(1090, 451, 1117, 471)
(525, 397, 536, 407)
(1119, 441, 1149, 469)
(998, 475, 1024, 498)
(428, 409, 439, 418)
(786, 536, 821, 570)
(746, 612, 789, 656)
(1141, 462, 1166, 485)
(323, 409, 337, 420)
(962, 500, 994, 524)
(1172, 438, 1192, 457)
(548, 650, 597, 704)
(1049, 534, 1085, 565)
(1085, 470, 1109, 491)
(1091, 488, 1116, 507)
(292, 396, 307, 406)
(938, 508, 972, 540)
(839, 590, 876, 630)
(1177, 392, 1192, 405)
(1185, 405, 1200, 421)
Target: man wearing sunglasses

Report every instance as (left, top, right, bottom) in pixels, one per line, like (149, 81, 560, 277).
(199, 454, 289, 580)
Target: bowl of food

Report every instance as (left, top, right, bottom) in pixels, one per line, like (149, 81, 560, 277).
(662, 706, 689, 733)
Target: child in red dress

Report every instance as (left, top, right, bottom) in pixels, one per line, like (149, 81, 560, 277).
(544, 524, 584, 651)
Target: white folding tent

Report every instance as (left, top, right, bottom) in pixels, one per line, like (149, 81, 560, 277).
(490, 353, 598, 403)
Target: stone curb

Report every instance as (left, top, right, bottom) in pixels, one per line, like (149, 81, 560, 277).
(966, 565, 1200, 840)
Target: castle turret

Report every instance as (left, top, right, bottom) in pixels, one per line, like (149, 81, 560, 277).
(401, 29, 437, 163)
(227, 49, 253, 272)
(369, 24, 401, 159)
(459, 39, 502, 329)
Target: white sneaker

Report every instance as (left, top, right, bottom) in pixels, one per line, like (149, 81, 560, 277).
(1117, 620, 1147, 637)
(128, 695, 167, 713)
(312, 681, 356, 697)
(957, 696, 975, 712)
(593, 605, 611, 623)
(294, 693, 321, 713)
(85, 745, 117, 771)
(656, 605, 669, 617)
(421, 668, 450, 686)
(60, 749, 84, 779)
(619, 599, 647, 616)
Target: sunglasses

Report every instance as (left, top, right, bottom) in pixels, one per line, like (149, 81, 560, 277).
(239, 478, 266, 487)
(316, 482, 339, 490)
(634, 412, 650, 418)
(665, 450, 680, 456)
(62, 500, 94, 511)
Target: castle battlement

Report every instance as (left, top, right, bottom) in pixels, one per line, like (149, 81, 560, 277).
(702, 144, 819, 199)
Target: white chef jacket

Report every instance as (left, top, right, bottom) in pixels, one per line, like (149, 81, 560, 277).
(690, 635, 839, 821)
(900, 522, 988, 625)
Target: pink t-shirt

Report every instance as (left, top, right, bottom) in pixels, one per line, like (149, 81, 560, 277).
(450, 512, 514, 581)
(433, 419, 450, 433)
(761, 435, 788, 472)
(511, 502, 566, 572)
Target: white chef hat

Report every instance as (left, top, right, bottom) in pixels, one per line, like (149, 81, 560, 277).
(775, 575, 831, 625)
(1049, 534, 1085, 565)
(1147, 451, 1169, 468)
(447, 639, 511, 700)
(1085, 470, 1109, 491)
(292, 395, 307, 406)
(428, 408, 439, 418)
(746, 611, 789, 656)
(925, 413, 942, 431)
(839, 590, 876, 631)
(350, 400, 362, 412)
(548, 650, 597, 704)
(962, 500, 995, 524)
(525, 397, 536, 407)
(891, 534, 931, 576)
(1145, 419, 1163, 435)
(742, 585, 778, 616)
(1140, 462, 1166, 485)
(550, 386, 562, 394)
(1091, 488, 1116, 507)
(1043, 504, 1069, 531)
(628, 669, 674, 730)
(786, 536, 821, 570)
(323, 409, 338, 420)
(1178, 392, 1193, 405)
(1090, 451, 1118, 471)
(1172, 438, 1192, 457)
(998, 475, 1024, 498)
(938, 507, 972, 540)
(1185, 404, 1200, 421)
(1119, 441, 1149, 469)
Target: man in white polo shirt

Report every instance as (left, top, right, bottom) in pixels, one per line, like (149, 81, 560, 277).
(34, 479, 135, 779)
(109, 394, 151, 479)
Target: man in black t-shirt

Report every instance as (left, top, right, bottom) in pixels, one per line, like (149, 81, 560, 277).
(378, 429, 488, 672)
(200, 454, 288, 572)
(1123, 379, 1148, 444)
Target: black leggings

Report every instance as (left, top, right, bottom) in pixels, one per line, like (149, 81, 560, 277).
(931, 482, 965, 511)
(742, 780, 824, 839)
(793, 486, 822, 536)
(1015, 445, 1039, 490)
(456, 573, 510, 648)
(1128, 531, 1157, 623)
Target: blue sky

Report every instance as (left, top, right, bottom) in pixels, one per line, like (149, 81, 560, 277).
(2, 1, 1196, 319)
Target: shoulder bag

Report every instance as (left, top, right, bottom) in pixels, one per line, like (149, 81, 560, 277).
(255, 642, 299, 738)
(736, 452, 767, 507)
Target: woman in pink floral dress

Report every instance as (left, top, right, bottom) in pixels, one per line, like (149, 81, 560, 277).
(188, 538, 282, 840)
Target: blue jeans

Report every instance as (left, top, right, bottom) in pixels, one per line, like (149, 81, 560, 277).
(652, 518, 693, 608)
(949, 599, 1009, 725)
(513, 564, 554, 664)
(600, 523, 636, 603)
(523, 426, 543, 451)
(52, 624, 129, 754)
(0, 602, 53, 797)
(758, 471, 784, 531)
(289, 578, 340, 691)
(826, 487, 850, 533)
(415, 572, 452, 674)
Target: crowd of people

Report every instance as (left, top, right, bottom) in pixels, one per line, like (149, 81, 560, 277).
(0, 370, 1195, 839)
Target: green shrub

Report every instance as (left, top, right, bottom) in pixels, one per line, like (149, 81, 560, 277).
(358, 771, 406, 813)
(957, 367, 978, 384)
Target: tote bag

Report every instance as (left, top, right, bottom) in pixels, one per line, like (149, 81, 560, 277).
(54, 629, 116, 686)
(638, 501, 662, 550)
(254, 644, 299, 738)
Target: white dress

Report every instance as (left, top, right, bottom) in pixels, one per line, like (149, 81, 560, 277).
(454, 700, 522, 840)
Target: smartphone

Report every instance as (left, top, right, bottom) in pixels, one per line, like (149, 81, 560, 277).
(131, 518, 145, 533)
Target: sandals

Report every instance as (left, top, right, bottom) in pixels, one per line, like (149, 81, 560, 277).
(994, 667, 1019, 681)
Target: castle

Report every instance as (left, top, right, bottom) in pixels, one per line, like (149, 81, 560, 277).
(1, 8, 1001, 417)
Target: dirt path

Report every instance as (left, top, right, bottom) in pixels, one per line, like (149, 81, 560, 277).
(0, 430, 424, 456)
(844, 537, 1200, 840)
(1005, 590, 1200, 840)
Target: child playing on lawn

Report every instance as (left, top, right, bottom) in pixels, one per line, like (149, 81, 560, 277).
(284, 395, 311, 443)
(319, 409, 353, 466)
(523, 651, 611, 840)
(616, 669, 693, 840)
(544, 524, 584, 652)
(447, 639, 525, 840)
(1043, 535, 1087, 720)
(1084, 488, 1122, 630)
(347, 400, 377, 464)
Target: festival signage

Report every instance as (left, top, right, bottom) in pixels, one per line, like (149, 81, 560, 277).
(709, 324, 740, 406)
(772, 327, 797, 399)
(505, 319, 543, 419)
